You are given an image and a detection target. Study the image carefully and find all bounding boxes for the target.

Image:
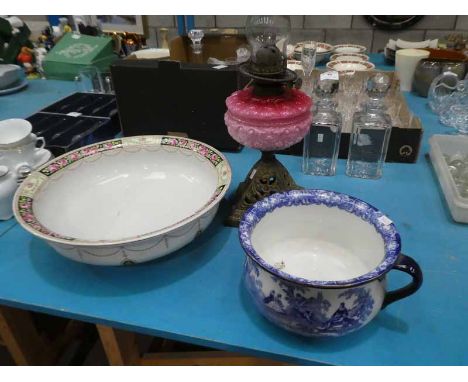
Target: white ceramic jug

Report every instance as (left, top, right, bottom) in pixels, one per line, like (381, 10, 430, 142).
(0, 165, 18, 220)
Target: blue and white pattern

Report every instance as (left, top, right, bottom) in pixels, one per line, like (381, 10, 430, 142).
(244, 258, 376, 336)
(239, 189, 401, 288)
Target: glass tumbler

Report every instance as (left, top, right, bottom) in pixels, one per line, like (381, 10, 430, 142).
(188, 29, 204, 54)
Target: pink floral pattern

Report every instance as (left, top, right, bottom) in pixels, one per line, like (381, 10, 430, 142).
(17, 137, 229, 241)
(40, 140, 123, 176)
(161, 136, 223, 167)
(17, 196, 73, 240)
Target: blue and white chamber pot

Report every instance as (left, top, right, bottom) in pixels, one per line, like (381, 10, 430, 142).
(239, 189, 423, 337)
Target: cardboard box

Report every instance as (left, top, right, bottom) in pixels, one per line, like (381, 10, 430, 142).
(280, 70, 423, 163)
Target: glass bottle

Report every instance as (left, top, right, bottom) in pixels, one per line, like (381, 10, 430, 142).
(302, 73, 342, 176)
(346, 109, 392, 179)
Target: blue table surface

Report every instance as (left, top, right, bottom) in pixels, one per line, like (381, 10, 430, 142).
(0, 55, 466, 366)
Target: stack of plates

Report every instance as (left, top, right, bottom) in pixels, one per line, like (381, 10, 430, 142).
(326, 44, 373, 75)
(0, 64, 28, 95)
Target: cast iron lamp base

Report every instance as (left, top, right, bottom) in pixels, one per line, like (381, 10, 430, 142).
(225, 151, 302, 227)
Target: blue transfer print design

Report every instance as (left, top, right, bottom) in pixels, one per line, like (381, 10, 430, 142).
(239, 189, 401, 288)
(244, 259, 375, 336)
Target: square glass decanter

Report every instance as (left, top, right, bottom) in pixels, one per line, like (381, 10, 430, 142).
(302, 72, 342, 176)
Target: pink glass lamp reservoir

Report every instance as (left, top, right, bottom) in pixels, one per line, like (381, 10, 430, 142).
(225, 87, 312, 151)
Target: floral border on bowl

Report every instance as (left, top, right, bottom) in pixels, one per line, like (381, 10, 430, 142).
(326, 60, 375, 72)
(14, 136, 231, 245)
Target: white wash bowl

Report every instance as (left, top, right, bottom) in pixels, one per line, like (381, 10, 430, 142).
(13, 136, 231, 265)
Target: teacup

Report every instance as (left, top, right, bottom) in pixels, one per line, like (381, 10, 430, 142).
(0, 119, 45, 170)
(239, 190, 423, 337)
(0, 133, 45, 168)
(0, 119, 34, 148)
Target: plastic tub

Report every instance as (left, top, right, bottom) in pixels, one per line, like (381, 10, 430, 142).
(429, 134, 468, 223)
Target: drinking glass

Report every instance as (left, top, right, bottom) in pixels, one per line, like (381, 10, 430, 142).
(301, 41, 317, 91)
(188, 29, 204, 54)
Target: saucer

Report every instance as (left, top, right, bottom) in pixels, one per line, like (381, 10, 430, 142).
(0, 78, 28, 96)
(16, 148, 53, 185)
(33, 148, 53, 168)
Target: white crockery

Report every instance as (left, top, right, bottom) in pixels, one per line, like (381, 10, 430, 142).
(333, 44, 367, 54)
(294, 42, 333, 54)
(330, 53, 369, 62)
(0, 147, 52, 221)
(0, 119, 33, 148)
(0, 133, 46, 170)
(395, 38, 438, 49)
(326, 60, 375, 73)
(13, 136, 231, 266)
(0, 165, 17, 220)
(294, 42, 334, 63)
(0, 65, 22, 89)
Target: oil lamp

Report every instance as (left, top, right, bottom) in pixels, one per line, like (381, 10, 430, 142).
(224, 16, 313, 226)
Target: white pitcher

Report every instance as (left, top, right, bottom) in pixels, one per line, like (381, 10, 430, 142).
(0, 165, 18, 220)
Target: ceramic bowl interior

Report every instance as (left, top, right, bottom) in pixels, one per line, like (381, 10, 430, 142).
(333, 44, 367, 54)
(240, 190, 400, 287)
(330, 53, 369, 62)
(14, 136, 231, 244)
(326, 60, 375, 72)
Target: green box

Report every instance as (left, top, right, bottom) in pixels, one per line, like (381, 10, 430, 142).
(43, 33, 117, 80)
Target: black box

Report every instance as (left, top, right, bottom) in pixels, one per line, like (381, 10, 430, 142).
(110, 59, 244, 152)
(26, 92, 121, 157)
